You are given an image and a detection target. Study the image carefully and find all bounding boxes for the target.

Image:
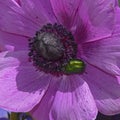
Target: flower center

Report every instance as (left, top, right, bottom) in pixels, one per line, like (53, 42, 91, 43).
(34, 32, 64, 61)
(28, 23, 78, 75)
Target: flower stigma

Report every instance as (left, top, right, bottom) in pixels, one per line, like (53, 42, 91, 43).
(28, 23, 85, 76)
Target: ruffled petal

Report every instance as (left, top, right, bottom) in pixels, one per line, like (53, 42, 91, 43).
(0, 0, 56, 37)
(0, 31, 28, 51)
(82, 63, 120, 115)
(30, 75, 97, 120)
(0, 51, 50, 112)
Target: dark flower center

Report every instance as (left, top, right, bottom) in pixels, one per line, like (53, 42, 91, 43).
(28, 23, 77, 75)
(35, 32, 64, 61)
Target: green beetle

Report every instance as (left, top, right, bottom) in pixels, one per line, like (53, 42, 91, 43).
(63, 59, 85, 74)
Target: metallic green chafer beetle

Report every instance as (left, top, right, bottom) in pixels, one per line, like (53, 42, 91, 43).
(63, 59, 85, 74)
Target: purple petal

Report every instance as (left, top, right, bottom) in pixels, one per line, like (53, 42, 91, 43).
(30, 77, 60, 120)
(14, 0, 21, 5)
(31, 75, 98, 120)
(0, 0, 39, 37)
(115, 0, 120, 6)
(50, 0, 87, 45)
(83, 0, 116, 42)
(20, 0, 57, 25)
(0, 0, 56, 37)
(83, 63, 120, 115)
(50, 0, 82, 29)
(0, 31, 28, 51)
(75, 0, 116, 44)
(81, 7, 120, 76)
(113, 7, 120, 35)
(81, 33, 120, 76)
(50, 0, 116, 45)
(50, 75, 97, 120)
(0, 51, 50, 112)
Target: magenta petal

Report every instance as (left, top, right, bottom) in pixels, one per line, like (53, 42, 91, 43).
(0, 0, 39, 37)
(83, 0, 115, 42)
(50, 0, 87, 45)
(50, 0, 82, 29)
(76, 0, 116, 43)
(115, 0, 120, 6)
(30, 75, 97, 120)
(50, 75, 97, 120)
(86, 0, 115, 29)
(83, 64, 120, 115)
(0, 0, 57, 37)
(71, 0, 116, 44)
(0, 51, 50, 112)
(0, 31, 28, 51)
(81, 33, 120, 76)
(51, 0, 116, 44)
(113, 7, 120, 35)
(30, 77, 60, 120)
(14, 0, 21, 5)
(20, 0, 57, 25)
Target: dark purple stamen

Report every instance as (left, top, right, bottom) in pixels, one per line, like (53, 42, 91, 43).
(28, 23, 77, 75)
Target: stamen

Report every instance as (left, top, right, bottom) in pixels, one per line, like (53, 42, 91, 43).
(28, 23, 77, 75)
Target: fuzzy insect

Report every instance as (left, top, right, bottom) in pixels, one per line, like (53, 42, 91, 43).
(63, 59, 85, 74)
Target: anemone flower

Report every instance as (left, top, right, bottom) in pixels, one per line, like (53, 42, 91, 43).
(0, 0, 120, 120)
